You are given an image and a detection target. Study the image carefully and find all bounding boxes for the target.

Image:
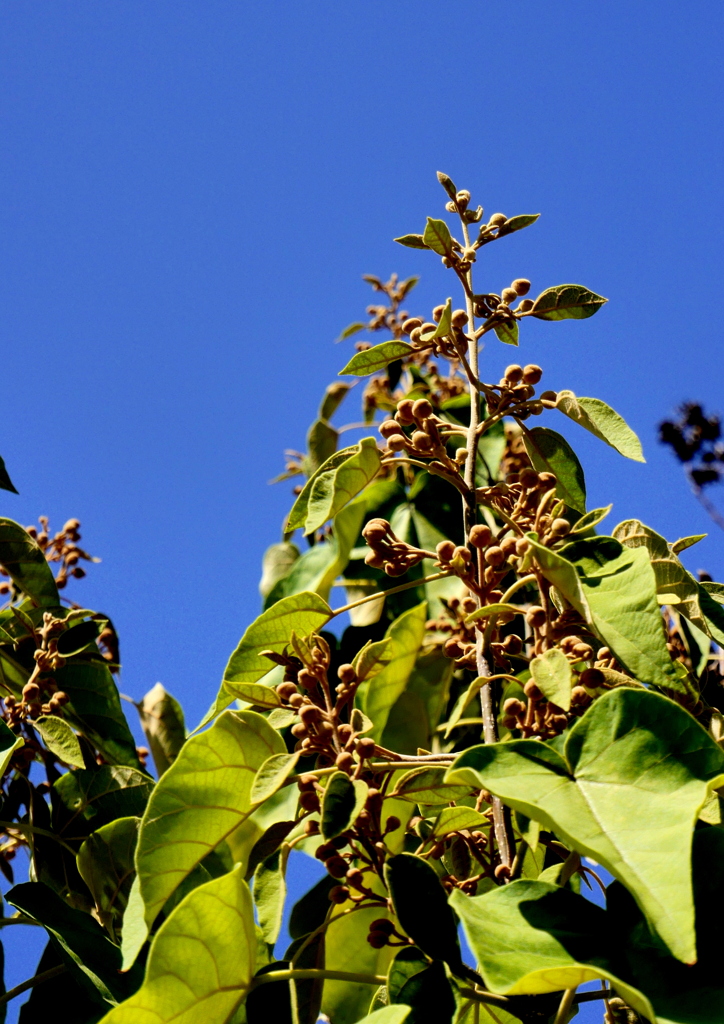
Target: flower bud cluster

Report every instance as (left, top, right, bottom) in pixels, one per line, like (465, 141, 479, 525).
(362, 518, 430, 578)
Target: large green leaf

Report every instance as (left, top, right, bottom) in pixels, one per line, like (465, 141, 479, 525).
(390, 767, 472, 805)
(449, 881, 653, 1020)
(339, 341, 413, 376)
(136, 682, 186, 777)
(388, 949, 455, 1024)
(98, 865, 256, 1024)
(564, 541, 680, 690)
(359, 603, 427, 743)
(8, 881, 136, 1007)
(530, 284, 607, 321)
(54, 660, 141, 768)
(524, 533, 589, 619)
(522, 427, 586, 513)
(305, 437, 381, 535)
(613, 519, 709, 632)
(202, 591, 331, 724)
(358, 1009, 412, 1024)
(555, 390, 644, 462)
(77, 816, 139, 944)
(0, 517, 59, 607)
(385, 853, 464, 973)
(529, 647, 572, 711)
(609, 827, 724, 1024)
(322, 896, 396, 1024)
(53, 766, 153, 842)
(253, 848, 286, 946)
(136, 710, 285, 928)
(423, 217, 454, 256)
(447, 687, 724, 963)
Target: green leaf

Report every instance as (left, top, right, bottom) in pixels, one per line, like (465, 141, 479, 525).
(423, 297, 452, 340)
(337, 321, 367, 341)
(203, 591, 331, 723)
(436, 171, 457, 199)
(259, 542, 300, 601)
(389, 950, 455, 1024)
(394, 233, 429, 249)
(449, 881, 654, 1019)
(496, 213, 540, 237)
(120, 876, 147, 971)
(524, 533, 589, 618)
(522, 427, 586, 513)
(672, 534, 707, 554)
(447, 687, 724, 963)
(77, 816, 140, 943)
(0, 518, 59, 607)
(570, 504, 613, 534)
(429, 806, 488, 838)
(8, 880, 132, 1006)
(136, 710, 286, 928)
(493, 320, 519, 346)
(357, 1007, 412, 1024)
(353, 637, 394, 683)
(98, 865, 256, 1024)
(287, 444, 358, 531)
(319, 381, 351, 420)
(322, 900, 396, 1024)
(567, 541, 681, 691)
(253, 848, 286, 946)
(390, 767, 472, 805)
(321, 770, 369, 839)
(0, 455, 18, 494)
(305, 437, 382, 535)
(529, 647, 573, 711)
(530, 284, 607, 321)
(360, 603, 427, 743)
(54, 660, 141, 768)
(608, 827, 724, 1024)
(613, 520, 708, 629)
(463, 604, 524, 625)
(136, 682, 186, 777)
(34, 715, 85, 768)
(56, 618, 104, 657)
(251, 751, 299, 804)
(306, 418, 339, 476)
(423, 217, 454, 257)
(555, 390, 644, 462)
(385, 853, 464, 972)
(339, 341, 414, 377)
(53, 766, 152, 842)
(0, 718, 23, 775)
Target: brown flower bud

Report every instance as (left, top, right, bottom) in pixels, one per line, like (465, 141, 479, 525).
(538, 472, 557, 488)
(540, 390, 557, 404)
(22, 683, 40, 702)
(485, 546, 506, 567)
(570, 685, 591, 706)
(356, 737, 376, 759)
(500, 536, 518, 557)
(572, 642, 594, 661)
(524, 679, 542, 700)
(335, 751, 355, 773)
(436, 540, 456, 562)
(326, 855, 349, 878)
(444, 638, 465, 659)
(366, 931, 388, 948)
(469, 524, 492, 548)
(412, 398, 433, 421)
(451, 308, 469, 328)
(503, 697, 526, 716)
(494, 863, 511, 880)
(522, 364, 543, 385)
(299, 791, 320, 812)
(289, 694, 305, 709)
(503, 634, 523, 656)
(432, 305, 446, 323)
(526, 606, 547, 628)
(517, 298, 534, 312)
(387, 434, 408, 452)
(504, 364, 524, 383)
(549, 518, 571, 538)
(276, 682, 298, 701)
(402, 317, 423, 335)
(489, 213, 507, 226)
(337, 664, 357, 684)
(579, 667, 605, 688)
(345, 866, 365, 888)
(291, 723, 308, 739)
(300, 705, 321, 727)
(519, 468, 538, 489)
(396, 399, 415, 424)
(411, 431, 433, 451)
(379, 419, 403, 439)
(512, 278, 531, 296)
(328, 885, 349, 904)
(501, 288, 518, 305)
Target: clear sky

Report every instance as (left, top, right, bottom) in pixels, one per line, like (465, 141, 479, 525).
(1, 2, 723, 1018)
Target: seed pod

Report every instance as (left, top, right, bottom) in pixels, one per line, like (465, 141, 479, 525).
(485, 546, 506, 567)
(436, 540, 456, 562)
(501, 287, 518, 305)
(526, 606, 547, 628)
(451, 308, 468, 328)
(402, 317, 423, 334)
(469, 524, 492, 548)
(504, 364, 524, 383)
(579, 667, 605, 688)
(517, 298, 534, 312)
(338, 664, 357, 684)
(512, 278, 531, 296)
(412, 398, 433, 421)
(379, 419, 403, 439)
(522, 364, 543, 385)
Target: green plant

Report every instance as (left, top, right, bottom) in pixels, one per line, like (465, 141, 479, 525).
(1, 174, 724, 1024)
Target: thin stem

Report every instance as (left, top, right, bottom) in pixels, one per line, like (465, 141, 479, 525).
(330, 572, 454, 618)
(554, 987, 577, 1024)
(0, 964, 67, 1008)
(0, 820, 78, 856)
(575, 989, 609, 1004)
(249, 969, 387, 990)
(454, 987, 513, 1011)
(500, 573, 537, 603)
(689, 476, 724, 533)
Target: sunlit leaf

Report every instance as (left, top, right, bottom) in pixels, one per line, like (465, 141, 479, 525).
(305, 437, 382, 535)
(359, 603, 427, 743)
(136, 682, 186, 777)
(555, 390, 644, 462)
(523, 427, 586, 513)
(34, 715, 85, 768)
(529, 648, 572, 711)
(339, 341, 413, 377)
(0, 517, 59, 607)
(423, 217, 454, 256)
(530, 284, 607, 321)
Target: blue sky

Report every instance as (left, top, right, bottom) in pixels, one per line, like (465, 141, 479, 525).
(1, 1, 723, 1018)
